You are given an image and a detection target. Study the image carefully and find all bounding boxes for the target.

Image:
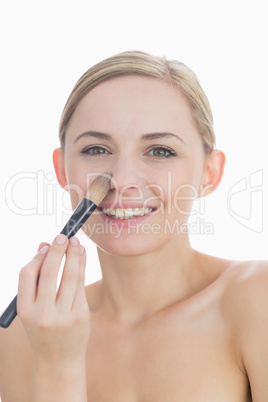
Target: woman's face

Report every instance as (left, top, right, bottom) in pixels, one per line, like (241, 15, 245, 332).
(60, 76, 212, 255)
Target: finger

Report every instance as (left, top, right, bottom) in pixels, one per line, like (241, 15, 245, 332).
(36, 234, 68, 303)
(37, 242, 50, 252)
(36, 242, 50, 287)
(56, 237, 81, 310)
(72, 245, 88, 310)
(17, 245, 50, 316)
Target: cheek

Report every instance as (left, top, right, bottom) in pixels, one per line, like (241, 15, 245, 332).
(172, 185, 197, 217)
(64, 160, 97, 209)
(165, 163, 204, 216)
(140, 164, 202, 212)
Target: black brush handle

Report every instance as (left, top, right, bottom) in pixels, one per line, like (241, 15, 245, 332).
(0, 198, 97, 329)
(60, 198, 97, 237)
(0, 295, 18, 328)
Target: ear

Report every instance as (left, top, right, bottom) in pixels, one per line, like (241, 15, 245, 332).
(200, 150, 226, 197)
(52, 148, 67, 190)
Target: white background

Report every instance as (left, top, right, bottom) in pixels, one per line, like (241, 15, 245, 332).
(0, 0, 267, 318)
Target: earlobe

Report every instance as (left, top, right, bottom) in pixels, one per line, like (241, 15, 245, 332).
(200, 150, 226, 197)
(53, 148, 67, 190)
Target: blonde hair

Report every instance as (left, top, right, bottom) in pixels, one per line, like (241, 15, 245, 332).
(59, 51, 215, 154)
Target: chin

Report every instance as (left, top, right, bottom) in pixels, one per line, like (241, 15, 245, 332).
(90, 232, 172, 258)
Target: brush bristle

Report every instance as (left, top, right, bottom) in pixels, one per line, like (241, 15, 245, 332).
(85, 172, 112, 205)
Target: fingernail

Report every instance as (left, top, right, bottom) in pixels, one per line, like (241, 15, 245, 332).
(80, 245, 84, 255)
(37, 243, 43, 252)
(70, 236, 79, 246)
(38, 245, 49, 254)
(55, 234, 67, 244)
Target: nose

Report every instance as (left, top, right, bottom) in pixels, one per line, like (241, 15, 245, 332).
(109, 156, 147, 197)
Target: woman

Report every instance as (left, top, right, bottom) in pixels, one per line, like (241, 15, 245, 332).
(0, 51, 266, 401)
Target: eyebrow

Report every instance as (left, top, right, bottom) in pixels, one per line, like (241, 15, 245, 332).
(141, 132, 184, 142)
(74, 131, 110, 143)
(74, 131, 185, 144)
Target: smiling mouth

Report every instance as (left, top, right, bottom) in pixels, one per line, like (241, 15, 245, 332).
(101, 207, 154, 220)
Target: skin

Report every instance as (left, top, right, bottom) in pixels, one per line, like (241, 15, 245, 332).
(0, 76, 268, 401)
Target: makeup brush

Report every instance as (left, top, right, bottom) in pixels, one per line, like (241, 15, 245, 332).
(0, 172, 112, 329)
(61, 172, 112, 237)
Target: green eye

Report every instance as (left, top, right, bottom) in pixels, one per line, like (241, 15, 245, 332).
(82, 146, 109, 155)
(151, 148, 168, 157)
(92, 147, 107, 154)
(148, 146, 176, 158)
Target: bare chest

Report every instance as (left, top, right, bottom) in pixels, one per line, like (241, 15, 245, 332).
(85, 308, 250, 402)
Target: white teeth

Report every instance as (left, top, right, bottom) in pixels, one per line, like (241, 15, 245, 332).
(115, 209, 124, 218)
(101, 207, 153, 219)
(125, 208, 134, 217)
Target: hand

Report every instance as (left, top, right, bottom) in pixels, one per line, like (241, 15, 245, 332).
(17, 234, 91, 367)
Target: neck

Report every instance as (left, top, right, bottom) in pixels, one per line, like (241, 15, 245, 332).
(96, 235, 199, 325)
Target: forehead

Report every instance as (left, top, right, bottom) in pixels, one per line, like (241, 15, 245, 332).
(66, 75, 197, 141)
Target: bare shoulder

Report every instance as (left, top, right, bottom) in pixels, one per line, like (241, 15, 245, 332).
(219, 258, 268, 314)
(196, 252, 268, 322)
(0, 316, 34, 400)
(214, 257, 268, 323)
(199, 253, 268, 350)
(218, 258, 268, 400)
